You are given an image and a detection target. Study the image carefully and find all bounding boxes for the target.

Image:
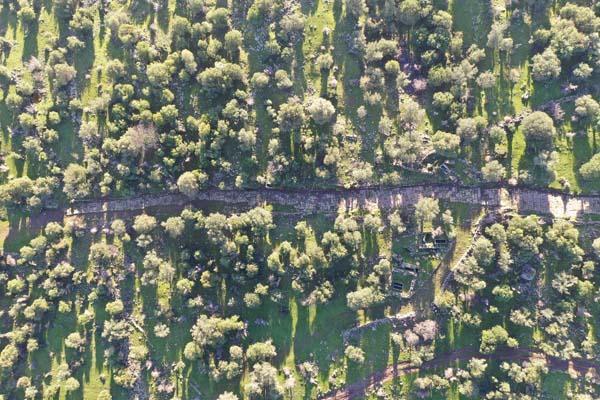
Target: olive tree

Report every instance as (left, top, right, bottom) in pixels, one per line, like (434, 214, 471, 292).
(118, 123, 159, 162)
(177, 171, 208, 197)
(481, 160, 506, 182)
(63, 164, 91, 200)
(415, 197, 439, 232)
(580, 153, 600, 181)
(217, 393, 239, 400)
(245, 362, 283, 399)
(306, 97, 336, 125)
(531, 48, 561, 81)
(574, 95, 599, 124)
(521, 111, 556, 151)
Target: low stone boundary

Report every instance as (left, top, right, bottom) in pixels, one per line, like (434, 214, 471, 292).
(65, 185, 600, 220)
(342, 311, 416, 344)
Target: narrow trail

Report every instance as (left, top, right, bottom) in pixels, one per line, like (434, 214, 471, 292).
(319, 347, 599, 400)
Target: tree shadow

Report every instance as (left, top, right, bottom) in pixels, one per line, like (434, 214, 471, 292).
(508, 10, 531, 68)
(28, 285, 81, 395)
(185, 359, 226, 399)
(530, 81, 561, 109)
(293, 287, 356, 391)
(3, 210, 39, 253)
(129, 0, 155, 25)
(48, 310, 77, 370)
(495, 68, 516, 118)
(246, 296, 294, 370)
(97, 3, 107, 47)
(363, 229, 380, 259)
(71, 231, 92, 272)
(384, 75, 399, 117)
(22, 20, 39, 63)
(156, 3, 170, 32)
(74, 35, 96, 94)
(0, 97, 26, 175)
(411, 259, 437, 319)
(55, 8, 71, 42)
(333, 0, 343, 21)
(320, 67, 330, 97)
(89, 299, 110, 381)
(450, 0, 492, 48)
(333, 15, 377, 162)
(301, 0, 319, 15)
(506, 131, 515, 177)
(54, 118, 83, 167)
(0, 6, 18, 44)
(0, 5, 13, 38)
(572, 127, 599, 193)
(106, 34, 125, 61)
(243, 21, 272, 172)
(360, 321, 391, 383)
(293, 42, 307, 97)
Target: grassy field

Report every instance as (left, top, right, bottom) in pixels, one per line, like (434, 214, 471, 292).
(0, 198, 470, 399)
(1, 0, 596, 195)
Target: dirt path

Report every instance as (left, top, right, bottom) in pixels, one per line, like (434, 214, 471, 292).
(320, 347, 599, 400)
(50, 184, 600, 222)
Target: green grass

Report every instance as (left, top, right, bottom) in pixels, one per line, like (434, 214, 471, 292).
(450, 0, 491, 48)
(434, 203, 481, 301)
(0, 219, 9, 249)
(80, 334, 112, 399)
(509, 126, 527, 179)
(302, 0, 336, 88)
(541, 371, 572, 399)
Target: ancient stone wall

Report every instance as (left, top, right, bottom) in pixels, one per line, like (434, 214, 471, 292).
(66, 185, 600, 219)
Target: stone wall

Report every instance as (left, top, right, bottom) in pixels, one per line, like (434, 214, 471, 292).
(342, 312, 416, 344)
(66, 185, 600, 219)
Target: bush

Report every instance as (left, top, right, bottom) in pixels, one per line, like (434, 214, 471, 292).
(246, 341, 277, 362)
(133, 214, 157, 234)
(306, 97, 336, 125)
(344, 345, 365, 364)
(177, 171, 208, 197)
(63, 164, 90, 200)
(579, 153, 600, 180)
(521, 111, 556, 150)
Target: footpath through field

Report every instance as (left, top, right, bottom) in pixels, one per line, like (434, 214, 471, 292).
(319, 347, 599, 400)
